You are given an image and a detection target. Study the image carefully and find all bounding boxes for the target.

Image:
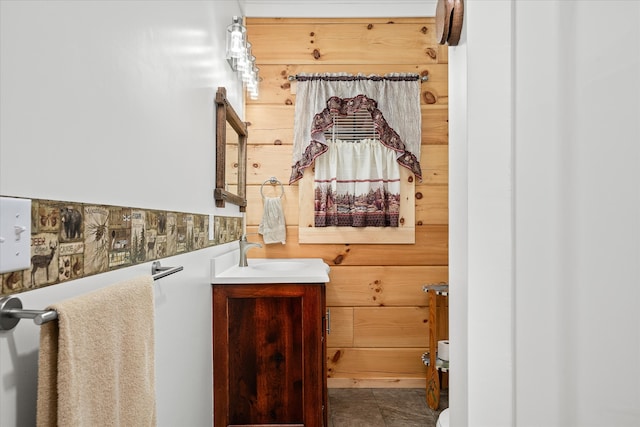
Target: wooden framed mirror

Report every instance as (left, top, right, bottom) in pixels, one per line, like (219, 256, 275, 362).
(214, 87, 248, 212)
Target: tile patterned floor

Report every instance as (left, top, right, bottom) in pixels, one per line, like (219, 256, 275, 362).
(328, 388, 448, 427)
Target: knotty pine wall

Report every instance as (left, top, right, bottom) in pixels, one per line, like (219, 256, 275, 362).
(244, 17, 448, 388)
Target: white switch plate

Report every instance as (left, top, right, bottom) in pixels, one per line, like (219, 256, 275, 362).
(0, 197, 32, 274)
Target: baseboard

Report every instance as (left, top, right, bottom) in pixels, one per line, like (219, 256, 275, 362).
(327, 378, 426, 388)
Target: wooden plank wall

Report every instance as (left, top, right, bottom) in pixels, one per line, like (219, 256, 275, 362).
(244, 17, 448, 388)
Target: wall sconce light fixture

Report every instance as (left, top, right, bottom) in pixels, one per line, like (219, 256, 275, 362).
(226, 16, 259, 99)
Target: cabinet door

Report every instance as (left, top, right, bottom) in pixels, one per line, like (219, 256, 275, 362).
(213, 283, 325, 427)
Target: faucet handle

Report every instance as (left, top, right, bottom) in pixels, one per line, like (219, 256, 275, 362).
(240, 232, 259, 241)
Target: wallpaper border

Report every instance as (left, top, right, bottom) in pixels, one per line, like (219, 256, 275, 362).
(1, 196, 242, 296)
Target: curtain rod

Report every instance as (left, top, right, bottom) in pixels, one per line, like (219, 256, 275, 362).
(288, 74, 429, 82)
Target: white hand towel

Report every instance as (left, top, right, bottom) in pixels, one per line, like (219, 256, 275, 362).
(258, 196, 286, 244)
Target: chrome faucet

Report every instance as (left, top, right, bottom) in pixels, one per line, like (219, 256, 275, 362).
(239, 234, 262, 267)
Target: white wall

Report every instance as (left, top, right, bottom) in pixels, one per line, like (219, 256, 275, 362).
(239, 0, 437, 18)
(449, 2, 515, 425)
(451, 1, 640, 426)
(0, 1, 244, 425)
(448, 16, 470, 427)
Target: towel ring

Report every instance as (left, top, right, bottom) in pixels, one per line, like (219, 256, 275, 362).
(260, 177, 284, 199)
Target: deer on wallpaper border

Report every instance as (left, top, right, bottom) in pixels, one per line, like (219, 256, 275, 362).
(31, 241, 57, 285)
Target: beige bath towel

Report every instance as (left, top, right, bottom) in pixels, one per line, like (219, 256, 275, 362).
(37, 275, 156, 427)
(258, 196, 286, 244)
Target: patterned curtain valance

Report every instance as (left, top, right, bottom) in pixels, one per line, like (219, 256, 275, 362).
(291, 73, 422, 184)
(289, 95, 421, 183)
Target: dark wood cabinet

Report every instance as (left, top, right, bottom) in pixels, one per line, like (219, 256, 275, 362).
(213, 283, 327, 427)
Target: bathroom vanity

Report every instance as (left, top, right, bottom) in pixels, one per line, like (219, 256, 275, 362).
(211, 253, 330, 427)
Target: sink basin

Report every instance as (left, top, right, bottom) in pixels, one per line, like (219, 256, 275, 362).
(250, 261, 307, 272)
(211, 251, 330, 284)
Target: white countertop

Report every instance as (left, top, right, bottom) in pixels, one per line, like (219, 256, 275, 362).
(211, 250, 330, 284)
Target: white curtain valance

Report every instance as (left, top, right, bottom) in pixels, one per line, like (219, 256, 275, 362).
(291, 73, 422, 184)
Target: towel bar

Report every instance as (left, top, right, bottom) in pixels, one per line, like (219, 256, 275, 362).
(150, 261, 183, 280)
(0, 262, 183, 331)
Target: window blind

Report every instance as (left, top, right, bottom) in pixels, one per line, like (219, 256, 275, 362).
(323, 110, 378, 142)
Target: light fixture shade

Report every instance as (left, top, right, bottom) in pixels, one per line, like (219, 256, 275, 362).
(236, 42, 251, 74)
(248, 67, 259, 100)
(242, 55, 256, 83)
(249, 82, 259, 100)
(226, 16, 246, 60)
(224, 16, 259, 99)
